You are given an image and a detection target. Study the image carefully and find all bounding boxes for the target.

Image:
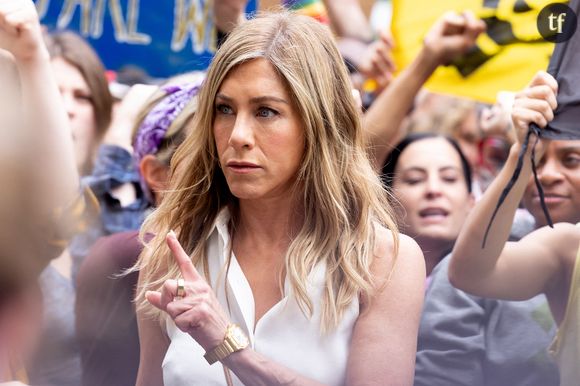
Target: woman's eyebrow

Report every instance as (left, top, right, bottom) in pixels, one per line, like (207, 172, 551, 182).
(248, 96, 289, 105)
(556, 145, 580, 154)
(215, 93, 232, 102)
(400, 166, 427, 173)
(215, 93, 288, 105)
(438, 166, 461, 172)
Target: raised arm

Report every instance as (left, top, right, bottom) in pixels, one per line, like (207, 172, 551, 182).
(448, 71, 576, 301)
(322, 0, 373, 42)
(364, 11, 485, 169)
(213, 0, 247, 34)
(0, 0, 78, 208)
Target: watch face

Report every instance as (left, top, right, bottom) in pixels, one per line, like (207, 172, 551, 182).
(230, 325, 250, 348)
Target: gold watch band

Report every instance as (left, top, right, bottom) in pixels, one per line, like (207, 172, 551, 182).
(204, 324, 249, 365)
(204, 339, 235, 364)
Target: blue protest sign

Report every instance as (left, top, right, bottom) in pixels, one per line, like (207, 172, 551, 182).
(35, 0, 258, 78)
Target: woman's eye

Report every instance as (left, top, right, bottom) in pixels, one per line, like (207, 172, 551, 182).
(216, 104, 233, 114)
(75, 93, 93, 103)
(403, 178, 422, 185)
(563, 154, 580, 167)
(442, 176, 458, 183)
(257, 107, 278, 118)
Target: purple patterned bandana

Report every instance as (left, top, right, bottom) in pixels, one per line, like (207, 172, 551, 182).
(133, 79, 203, 204)
(133, 81, 202, 164)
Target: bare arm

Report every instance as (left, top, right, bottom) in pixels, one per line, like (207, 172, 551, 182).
(448, 71, 575, 301)
(364, 48, 439, 169)
(338, 30, 396, 92)
(213, 0, 247, 34)
(322, 0, 373, 42)
(102, 84, 157, 152)
(221, 349, 324, 386)
(346, 233, 425, 385)
(0, 0, 79, 208)
(365, 11, 485, 170)
(135, 269, 170, 386)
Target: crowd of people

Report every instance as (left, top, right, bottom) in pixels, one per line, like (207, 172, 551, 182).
(1, 0, 579, 385)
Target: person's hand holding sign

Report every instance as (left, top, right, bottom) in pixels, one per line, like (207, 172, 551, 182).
(145, 231, 232, 352)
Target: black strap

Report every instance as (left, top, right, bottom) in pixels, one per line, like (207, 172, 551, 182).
(482, 123, 553, 248)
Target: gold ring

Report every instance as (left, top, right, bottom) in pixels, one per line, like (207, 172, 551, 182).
(176, 278, 185, 299)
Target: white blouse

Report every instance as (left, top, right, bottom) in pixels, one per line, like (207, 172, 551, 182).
(162, 209, 359, 386)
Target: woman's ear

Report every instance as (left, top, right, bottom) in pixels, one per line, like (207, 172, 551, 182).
(139, 154, 170, 203)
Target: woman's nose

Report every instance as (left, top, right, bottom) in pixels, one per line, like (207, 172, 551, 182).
(228, 113, 255, 150)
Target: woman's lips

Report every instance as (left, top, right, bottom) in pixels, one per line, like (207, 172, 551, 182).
(533, 194, 568, 205)
(226, 161, 261, 174)
(418, 207, 449, 223)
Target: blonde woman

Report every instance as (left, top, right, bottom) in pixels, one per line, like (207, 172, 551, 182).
(135, 12, 425, 386)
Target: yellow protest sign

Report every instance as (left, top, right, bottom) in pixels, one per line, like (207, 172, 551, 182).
(391, 0, 562, 103)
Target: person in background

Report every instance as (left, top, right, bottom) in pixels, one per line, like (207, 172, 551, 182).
(75, 74, 202, 386)
(382, 132, 559, 385)
(400, 94, 516, 196)
(449, 71, 580, 386)
(0, 0, 81, 382)
(382, 134, 475, 277)
(44, 31, 114, 176)
(27, 29, 117, 386)
(363, 11, 486, 170)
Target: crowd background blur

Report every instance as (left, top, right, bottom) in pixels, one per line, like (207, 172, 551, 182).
(2, 0, 579, 385)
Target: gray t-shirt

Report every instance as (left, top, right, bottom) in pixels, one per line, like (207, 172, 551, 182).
(28, 266, 81, 386)
(415, 256, 560, 386)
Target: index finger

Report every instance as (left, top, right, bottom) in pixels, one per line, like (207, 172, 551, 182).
(166, 230, 203, 282)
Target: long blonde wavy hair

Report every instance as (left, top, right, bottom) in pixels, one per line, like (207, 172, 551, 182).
(135, 11, 399, 332)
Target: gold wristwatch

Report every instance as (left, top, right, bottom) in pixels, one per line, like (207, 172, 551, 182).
(204, 324, 250, 365)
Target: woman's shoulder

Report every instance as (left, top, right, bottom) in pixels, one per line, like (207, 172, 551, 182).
(360, 226, 425, 313)
(371, 226, 425, 280)
(373, 225, 423, 258)
(525, 222, 580, 276)
(554, 222, 580, 271)
(533, 222, 580, 252)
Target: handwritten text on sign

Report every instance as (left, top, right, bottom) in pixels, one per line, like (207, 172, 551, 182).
(35, 0, 257, 77)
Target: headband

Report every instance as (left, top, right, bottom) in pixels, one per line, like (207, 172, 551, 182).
(133, 80, 202, 204)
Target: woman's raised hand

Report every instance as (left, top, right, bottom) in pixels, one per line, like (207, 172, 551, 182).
(423, 10, 486, 66)
(0, 0, 45, 62)
(511, 70, 558, 147)
(146, 231, 231, 351)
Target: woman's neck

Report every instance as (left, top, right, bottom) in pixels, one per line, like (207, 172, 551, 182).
(416, 238, 454, 276)
(235, 197, 303, 247)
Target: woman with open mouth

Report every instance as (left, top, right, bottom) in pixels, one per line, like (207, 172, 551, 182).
(382, 132, 560, 386)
